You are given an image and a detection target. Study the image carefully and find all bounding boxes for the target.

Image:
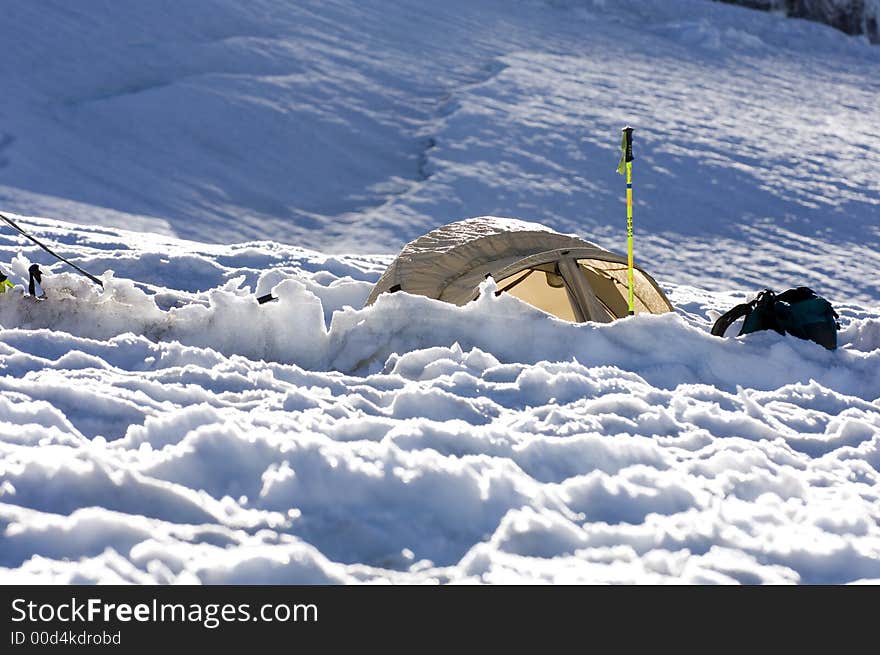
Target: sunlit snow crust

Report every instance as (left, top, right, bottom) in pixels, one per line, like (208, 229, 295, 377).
(1, 218, 878, 584)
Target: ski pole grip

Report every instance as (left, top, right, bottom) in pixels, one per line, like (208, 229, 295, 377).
(622, 126, 634, 163)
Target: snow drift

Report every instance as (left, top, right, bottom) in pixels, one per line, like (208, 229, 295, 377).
(1, 217, 879, 584)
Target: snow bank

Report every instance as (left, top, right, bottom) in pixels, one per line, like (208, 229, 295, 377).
(2, 266, 877, 399)
(1, 219, 879, 584)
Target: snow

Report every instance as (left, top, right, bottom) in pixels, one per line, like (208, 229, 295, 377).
(1, 0, 879, 584)
(1, 220, 878, 584)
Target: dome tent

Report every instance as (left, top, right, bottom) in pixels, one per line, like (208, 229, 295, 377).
(366, 217, 673, 322)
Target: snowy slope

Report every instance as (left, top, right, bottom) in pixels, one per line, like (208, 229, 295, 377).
(2, 2, 878, 278)
(0, 0, 879, 584)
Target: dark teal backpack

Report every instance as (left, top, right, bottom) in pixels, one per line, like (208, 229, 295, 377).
(711, 287, 840, 350)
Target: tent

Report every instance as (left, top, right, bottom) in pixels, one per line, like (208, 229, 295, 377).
(366, 216, 673, 322)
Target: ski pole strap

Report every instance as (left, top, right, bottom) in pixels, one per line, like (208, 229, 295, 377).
(711, 302, 754, 337)
(622, 126, 634, 163)
(0, 212, 104, 288)
(616, 126, 635, 174)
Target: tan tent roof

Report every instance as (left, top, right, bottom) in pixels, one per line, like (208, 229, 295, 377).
(366, 216, 673, 322)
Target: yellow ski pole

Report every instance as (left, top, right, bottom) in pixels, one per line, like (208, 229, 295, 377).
(616, 126, 635, 315)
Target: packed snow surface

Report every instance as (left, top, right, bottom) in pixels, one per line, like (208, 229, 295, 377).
(1, 217, 878, 584)
(1, 0, 879, 584)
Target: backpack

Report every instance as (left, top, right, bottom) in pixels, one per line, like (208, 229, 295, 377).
(711, 287, 840, 350)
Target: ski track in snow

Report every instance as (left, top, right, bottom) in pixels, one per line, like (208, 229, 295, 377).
(0, 0, 879, 584)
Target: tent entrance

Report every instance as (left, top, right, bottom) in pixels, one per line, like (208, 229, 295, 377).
(495, 263, 580, 322)
(576, 258, 669, 315)
(493, 251, 671, 323)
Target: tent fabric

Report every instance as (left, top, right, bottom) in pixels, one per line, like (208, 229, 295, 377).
(486, 247, 673, 318)
(366, 216, 673, 322)
(367, 217, 590, 304)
